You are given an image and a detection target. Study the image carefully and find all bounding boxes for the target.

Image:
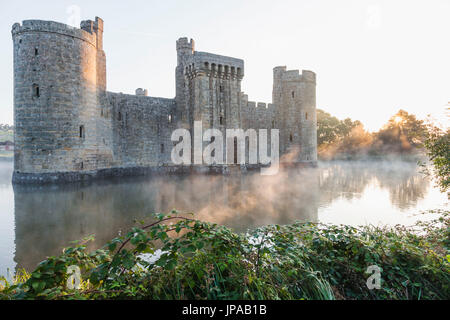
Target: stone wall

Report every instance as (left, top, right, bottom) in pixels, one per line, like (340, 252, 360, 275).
(272, 67, 317, 162)
(106, 92, 177, 167)
(12, 19, 103, 176)
(12, 18, 317, 184)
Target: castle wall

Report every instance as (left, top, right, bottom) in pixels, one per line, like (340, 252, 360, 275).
(106, 92, 177, 167)
(241, 98, 276, 130)
(12, 18, 317, 184)
(12, 20, 102, 178)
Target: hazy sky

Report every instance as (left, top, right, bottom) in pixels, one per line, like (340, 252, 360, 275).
(0, 0, 449, 131)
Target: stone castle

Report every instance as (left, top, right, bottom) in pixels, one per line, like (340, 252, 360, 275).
(11, 17, 317, 183)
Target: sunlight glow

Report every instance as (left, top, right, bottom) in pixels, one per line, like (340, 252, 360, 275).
(394, 116, 403, 124)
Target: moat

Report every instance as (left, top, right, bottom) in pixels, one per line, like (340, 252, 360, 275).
(0, 160, 447, 277)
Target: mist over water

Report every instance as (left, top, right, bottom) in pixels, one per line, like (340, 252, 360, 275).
(0, 160, 447, 276)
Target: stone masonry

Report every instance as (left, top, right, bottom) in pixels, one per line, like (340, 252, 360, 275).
(11, 17, 317, 183)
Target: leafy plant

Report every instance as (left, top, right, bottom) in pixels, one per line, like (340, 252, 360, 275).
(1, 210, 448, 300)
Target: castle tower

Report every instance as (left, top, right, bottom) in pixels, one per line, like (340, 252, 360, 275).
(273, 67, 317, 163)
(11, 18, 109, 182)
(175, 37, 195, 129)
(175, 38, 245, 164)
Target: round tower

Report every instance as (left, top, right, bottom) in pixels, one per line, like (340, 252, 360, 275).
(299, 70, 317, 162)
(273, 67, 317, 164)
(12, 19, 103, 182)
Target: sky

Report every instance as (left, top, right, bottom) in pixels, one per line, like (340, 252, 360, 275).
(0, 0, 449, 131)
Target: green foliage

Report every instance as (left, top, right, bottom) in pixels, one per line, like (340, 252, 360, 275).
(1, 210, 448, 300)
(317, 109, 361, 147)
(0, 124, 13, 143)
(421, 125, 450, 192)
(372, 110, 428, 154)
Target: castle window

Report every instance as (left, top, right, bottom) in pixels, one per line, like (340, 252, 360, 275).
(272, 120, 275, 128)
(292, 91, 295, 98)
(204, 62, 209, 69)
(35, 48, 38, 56)
(118, 112, 122, 121)
(305, 112, 308, 120)
(33, 84, 40, 98)
(80, 162, 84, 170)
(161, 144, 164, 153)
(220, 116, 223, 125)
(79, 125, 85, 139)
(289, 133, 293, 142)
(168, 114, 172, 123)
(220, 85, 224, 92)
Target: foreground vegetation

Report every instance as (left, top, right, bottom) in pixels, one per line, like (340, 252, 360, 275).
(421, 125, 450, 193)
(1, 210, 448, 300)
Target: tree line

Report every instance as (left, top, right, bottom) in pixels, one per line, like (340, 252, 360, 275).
(317, 109, 432, 160)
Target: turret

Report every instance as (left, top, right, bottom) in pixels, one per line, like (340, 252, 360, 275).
(272, 66, 286, 105)
(175, 37, 195, 129)
(176, 37, 194, 65)
(273, 67, 317, 163)
(11, 18, 108, 182)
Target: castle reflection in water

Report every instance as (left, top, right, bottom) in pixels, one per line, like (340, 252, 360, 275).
(11, 161, 432, 272)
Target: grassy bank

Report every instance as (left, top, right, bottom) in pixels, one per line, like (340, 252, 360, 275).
(1, 210, 448, 300)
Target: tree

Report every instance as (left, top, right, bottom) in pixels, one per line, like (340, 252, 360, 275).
(335, 124, 373, 157)
(422, 124, 449, 192)
(316, 109, 342, 146)
(373, 110, 428, 154)
(316, 109, 361, 147)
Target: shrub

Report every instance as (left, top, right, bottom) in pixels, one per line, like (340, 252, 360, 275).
(1, 210, 448, 300)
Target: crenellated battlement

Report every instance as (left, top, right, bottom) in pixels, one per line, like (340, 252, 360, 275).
(12, 19, 100, 48)
(243, 101, 274, 110)
(176, 37, 195, 52)
(240, 90, 274, 112)
(182, 52, 244, 80)
(273, 66, 316, 83)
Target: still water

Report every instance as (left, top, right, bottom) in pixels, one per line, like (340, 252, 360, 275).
(0, 160, 447, 276)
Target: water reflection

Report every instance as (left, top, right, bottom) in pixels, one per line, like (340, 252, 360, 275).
(8, 160, 444, 272)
